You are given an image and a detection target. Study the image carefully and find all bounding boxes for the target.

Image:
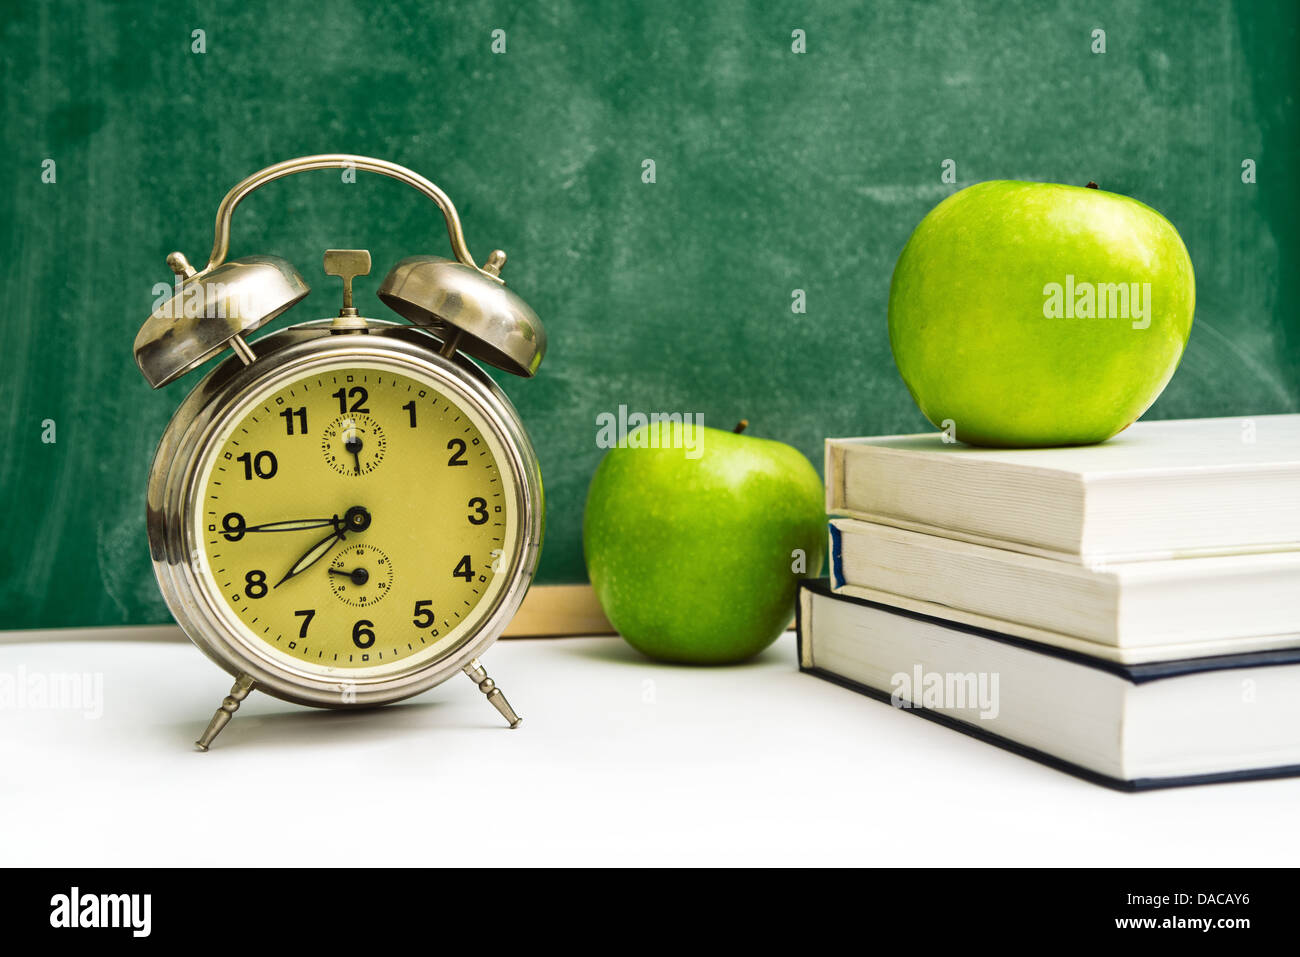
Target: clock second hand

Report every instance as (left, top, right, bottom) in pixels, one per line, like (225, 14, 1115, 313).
(273, 505, 371, 588)
(328, 566, 370, 586)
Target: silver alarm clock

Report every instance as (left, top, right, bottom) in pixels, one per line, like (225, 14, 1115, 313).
(134, 155, 545, 750)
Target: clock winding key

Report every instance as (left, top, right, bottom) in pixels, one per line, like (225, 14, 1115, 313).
(324, 248, 371, 330)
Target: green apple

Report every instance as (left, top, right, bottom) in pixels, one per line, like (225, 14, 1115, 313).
(583, 421, 825, 664)
(888, 180, 1195, 447)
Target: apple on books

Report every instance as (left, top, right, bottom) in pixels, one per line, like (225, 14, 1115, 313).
(888, 179, 1196, 447)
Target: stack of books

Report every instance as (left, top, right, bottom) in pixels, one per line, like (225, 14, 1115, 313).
(799, 414, 1300, 790)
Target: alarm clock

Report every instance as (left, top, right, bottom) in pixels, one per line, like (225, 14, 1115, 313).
(134, 155, 545, 750)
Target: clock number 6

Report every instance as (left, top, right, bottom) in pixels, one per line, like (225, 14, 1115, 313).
(352, 619, 376, 649)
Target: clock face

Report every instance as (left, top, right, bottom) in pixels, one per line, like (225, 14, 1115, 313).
(191, 360, 516, 674)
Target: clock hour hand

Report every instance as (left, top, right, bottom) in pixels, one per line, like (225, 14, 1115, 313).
(273, 506, 371, 588)
(274, 528, 345, 588)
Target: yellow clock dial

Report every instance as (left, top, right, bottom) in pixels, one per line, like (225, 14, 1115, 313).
(194, 363, 512, 671)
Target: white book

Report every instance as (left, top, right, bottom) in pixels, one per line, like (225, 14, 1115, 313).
(825, 414, 1300, 565)
(798, 581, 1300, 790)
(830, 518, 1300, 662)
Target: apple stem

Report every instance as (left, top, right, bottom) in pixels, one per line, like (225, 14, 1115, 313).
(1086, 181, 1099, 189)
(733, 420, 748, 434)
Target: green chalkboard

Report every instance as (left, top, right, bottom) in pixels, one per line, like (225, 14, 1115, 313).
(1, 0, 1297, 629)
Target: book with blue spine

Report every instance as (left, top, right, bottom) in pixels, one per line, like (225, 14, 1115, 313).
(797, 579, 1300, 791)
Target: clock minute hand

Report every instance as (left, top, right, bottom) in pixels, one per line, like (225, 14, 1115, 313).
(273, 506, 371, 589)
(244, 517, 343, 534)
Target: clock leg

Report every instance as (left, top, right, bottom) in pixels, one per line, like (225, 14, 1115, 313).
(463, 659, 522, 728)
(194, 674, 256, 751)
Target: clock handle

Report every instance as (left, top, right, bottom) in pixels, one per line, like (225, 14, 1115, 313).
(185, 154, 484, 277)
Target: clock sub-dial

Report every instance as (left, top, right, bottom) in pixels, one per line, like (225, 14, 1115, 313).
(321, 413, 387, 476)
(328, 543, 394, 607)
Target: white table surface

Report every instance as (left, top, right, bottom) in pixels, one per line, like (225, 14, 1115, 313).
(2, 628, 1297, 867)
